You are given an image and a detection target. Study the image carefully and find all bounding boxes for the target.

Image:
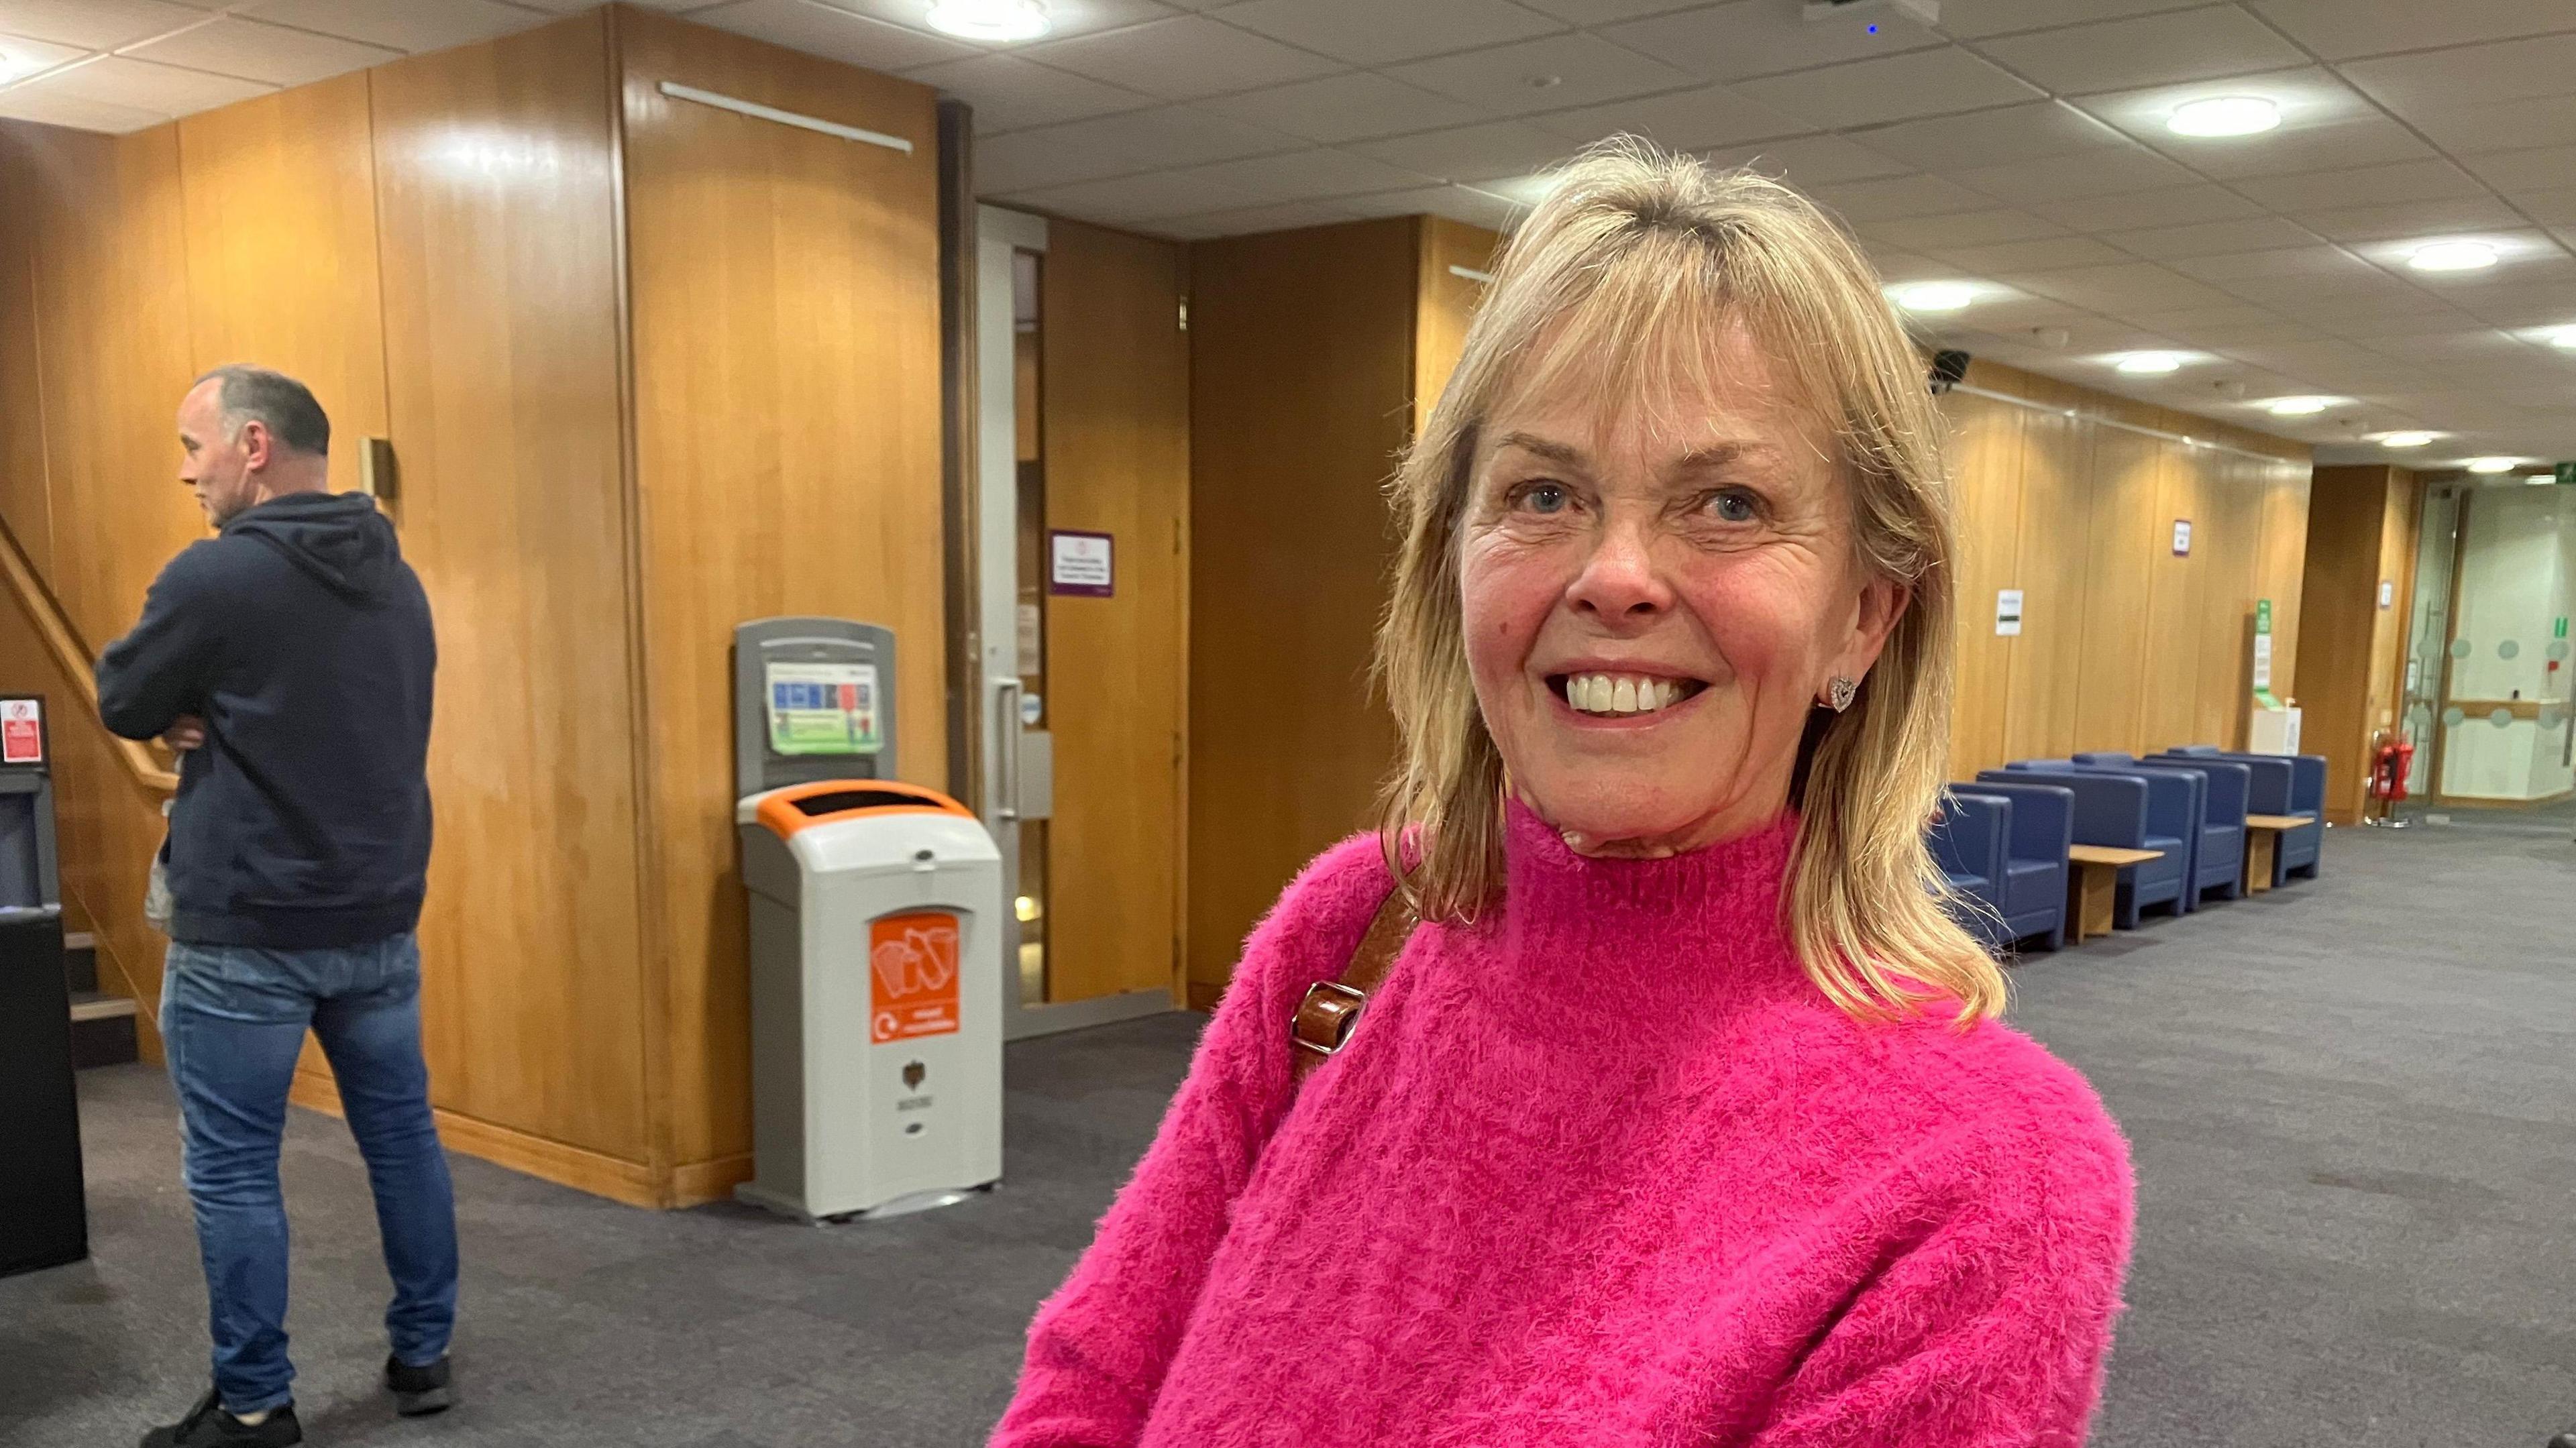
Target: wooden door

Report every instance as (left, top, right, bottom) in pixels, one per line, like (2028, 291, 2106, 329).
(1038, 218, 1189, 1003)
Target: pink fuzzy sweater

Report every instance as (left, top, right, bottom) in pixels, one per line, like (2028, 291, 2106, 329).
(994, 803, 2135, 1447)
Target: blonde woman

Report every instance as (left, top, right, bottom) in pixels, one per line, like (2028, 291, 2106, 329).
(994, 140, 2135, 1447)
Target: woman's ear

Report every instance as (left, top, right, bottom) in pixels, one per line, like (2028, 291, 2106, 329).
(1825, 575, 1910, 693)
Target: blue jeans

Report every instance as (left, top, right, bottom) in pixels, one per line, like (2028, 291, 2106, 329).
(160, 932, 458, 1414)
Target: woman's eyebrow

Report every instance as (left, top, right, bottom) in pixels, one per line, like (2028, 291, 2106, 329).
(1672, 441, 1785, 475)
(1495, 431, 1583, 467)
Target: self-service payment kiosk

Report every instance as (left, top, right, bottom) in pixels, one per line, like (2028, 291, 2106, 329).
(733, 620, 1004, 1221)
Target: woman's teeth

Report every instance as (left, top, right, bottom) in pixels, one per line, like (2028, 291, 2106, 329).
(1565, 673, 1689, 716)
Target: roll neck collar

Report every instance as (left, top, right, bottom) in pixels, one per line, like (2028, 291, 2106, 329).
(1482, 795, 1807, 1033)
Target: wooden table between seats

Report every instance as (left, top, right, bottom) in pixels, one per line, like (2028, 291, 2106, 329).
(2241, 813, 2314, 893)
(2064, 844, 2163, 943)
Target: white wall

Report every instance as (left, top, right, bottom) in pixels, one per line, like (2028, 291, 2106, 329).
(2439, 485, 2575, 800)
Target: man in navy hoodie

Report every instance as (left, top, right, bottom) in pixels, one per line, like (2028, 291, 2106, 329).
(99, 367, 455, 1448)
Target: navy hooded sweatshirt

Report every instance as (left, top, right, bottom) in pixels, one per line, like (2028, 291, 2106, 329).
(97, 492, 435, 949)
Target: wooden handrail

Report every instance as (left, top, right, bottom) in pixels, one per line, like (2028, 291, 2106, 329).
(0, 516, 180, 794)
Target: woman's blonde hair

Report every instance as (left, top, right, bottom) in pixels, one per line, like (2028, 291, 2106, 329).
(1375, 136, 2004, 1023)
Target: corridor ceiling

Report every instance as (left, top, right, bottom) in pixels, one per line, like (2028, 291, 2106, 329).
(2, 0, 2571, 467)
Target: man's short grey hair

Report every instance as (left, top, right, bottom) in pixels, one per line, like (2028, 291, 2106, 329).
(194, 365, 331, 457)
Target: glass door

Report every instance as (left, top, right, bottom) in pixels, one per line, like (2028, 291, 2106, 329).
(2403, 478, 2576, 812)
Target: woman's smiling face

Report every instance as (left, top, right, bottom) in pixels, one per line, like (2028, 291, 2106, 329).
(1456, 320, 1907, 856)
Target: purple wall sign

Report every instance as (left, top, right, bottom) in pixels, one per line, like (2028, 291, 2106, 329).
(1049, 529, 1114, 598)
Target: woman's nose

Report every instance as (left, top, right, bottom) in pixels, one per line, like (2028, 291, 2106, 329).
(1565, 523, 1672, 621)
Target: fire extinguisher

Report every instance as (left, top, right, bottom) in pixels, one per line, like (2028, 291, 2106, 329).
(2367, 733, 2414, 824)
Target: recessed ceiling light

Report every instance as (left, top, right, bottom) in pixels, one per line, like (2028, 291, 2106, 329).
(2377, 431, 2436, 448)
(2263, 396, 2334, 416)
(2408, 240, 2498, 272)
(2465, 456, 2517, 473)
(0, 48, 46, 82)
(2527, 474, 2556, 485)
(2167, 96, 2281, 138)
(2548, 326, 2576, 350)
(2114, 351, 2182, 374)
(1892, 282, 1975, 313)
(925, 0, 1049, 41)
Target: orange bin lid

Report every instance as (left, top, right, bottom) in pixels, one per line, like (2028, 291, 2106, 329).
(753, 779, 974, 840)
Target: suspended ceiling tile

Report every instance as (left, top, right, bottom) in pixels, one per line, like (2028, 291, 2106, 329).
(1805, 171, 1992, 222)
(2343, 31, 2576, 116)
(1021, 13, 1341, 101)
(2510, 186, 2576, 229)
(1350, 117, 1585, 182)
(241, 0, 551, 54)
(2104, 215, 2320, 261)
(1950, 143, 2197, 205)
(1384, 33, 1696, 117)
(972, 105, 1293, 190)
(1601, 0, 1943, 84)
(1166, 144, 1436, 203)
(1977, 7, 2306, 95)
(1525, 82, 1813, 152)
(1857, 206, 2066, 250)
(2459, 146, 2576, 194)
(1923, 234, 2133, 273)
(2292, 194, 2526, 243)
(1212, 0, 1562, 68)
(691, 0, 981, 72)
(2227, 158, 2489, 215)
(2031, 182, 2265, 231)
(2160, 114, 2438, 182)
(1197, 70, 1482, 144)
(2246, 0, 2576, 62)
(42, 54, 271, 115)
(2404, 94, 2576, 156)
(124, 15, 398, 87)
(1703, 132, 1910, 186)
(906, 53, 1155, 134)
(1849, 101, 2129, 171)
(1515, 0, 1711, 22)
(1935, 0, 2209, 41)
(0, 29, 79, 74)
(0, 81, 166, 131)
(0, 0, 206, 51)
(1732, 47, 2042, 130)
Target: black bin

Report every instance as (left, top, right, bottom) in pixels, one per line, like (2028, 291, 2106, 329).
(0, 693, 85, 1278)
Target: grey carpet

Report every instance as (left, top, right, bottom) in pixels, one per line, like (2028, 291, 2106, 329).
(3, 815, 2571, 1447)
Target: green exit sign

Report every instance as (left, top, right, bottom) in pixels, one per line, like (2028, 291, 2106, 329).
(2559, 461, 2576, 484)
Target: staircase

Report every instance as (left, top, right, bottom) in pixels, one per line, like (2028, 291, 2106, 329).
(64, 930, 138, 1068)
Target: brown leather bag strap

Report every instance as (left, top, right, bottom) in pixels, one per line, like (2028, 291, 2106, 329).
(1288, 883, 1416, 1086)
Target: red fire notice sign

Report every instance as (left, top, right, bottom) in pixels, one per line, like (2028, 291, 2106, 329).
(869, 911, 961, 1044)
(1, 698, 42, 764)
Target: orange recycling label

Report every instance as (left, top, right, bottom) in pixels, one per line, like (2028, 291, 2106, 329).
(870, 911, 961, 1044)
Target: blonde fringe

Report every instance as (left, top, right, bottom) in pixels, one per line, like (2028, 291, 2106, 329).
(1373, 136, 2005, 1025)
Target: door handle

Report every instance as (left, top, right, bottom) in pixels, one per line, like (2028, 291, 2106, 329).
(994, 679, 1022, 822)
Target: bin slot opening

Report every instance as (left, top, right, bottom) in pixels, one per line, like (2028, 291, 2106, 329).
(790, 788, 929, 818)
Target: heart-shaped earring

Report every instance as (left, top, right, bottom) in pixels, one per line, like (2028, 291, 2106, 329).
(1823, 675, 1858, 713)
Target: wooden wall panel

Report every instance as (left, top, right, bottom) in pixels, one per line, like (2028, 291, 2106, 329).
(2137, 442, 2205, 751)
(1039, 217, 1189, 1003)
(618, 8, 946, 1178)
(2000, 405, 2094, 762)
(176, 74, 390, 498)
(23, 123, 202, 658)
(0, 127, 53, 577)
(2257, 459, 2312, 708)
(1188, 219, 1414, 994)
(1943, 391, 2022, 779)
(1413, 215, 1499, 433)
(364, 11, 651, 1171)
(2072, 425, 2161, 752)
(2300, 465, 2414, 823)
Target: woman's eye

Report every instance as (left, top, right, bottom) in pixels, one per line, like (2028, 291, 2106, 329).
(1705, 490, 1759, 523)
(1517, 481, 1570, 515)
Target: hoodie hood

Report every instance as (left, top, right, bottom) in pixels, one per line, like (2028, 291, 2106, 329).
(223, 492, 400, 600)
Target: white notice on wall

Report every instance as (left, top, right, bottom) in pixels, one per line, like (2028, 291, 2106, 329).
(1995, 588, 2024, 636)
(2172, 518, 2193, 555)
(2253, 631, 2273, 689)
(2378, 579, 2394, 609)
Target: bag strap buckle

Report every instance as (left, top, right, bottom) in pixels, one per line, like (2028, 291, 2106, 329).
(1291, 980, 1368, 1059)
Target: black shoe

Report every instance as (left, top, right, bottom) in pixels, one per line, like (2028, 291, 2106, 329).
(140, 1388, 302, 1447)
(386, 1354, 453, 1416)
(2547, 1428, 2575, 1448)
